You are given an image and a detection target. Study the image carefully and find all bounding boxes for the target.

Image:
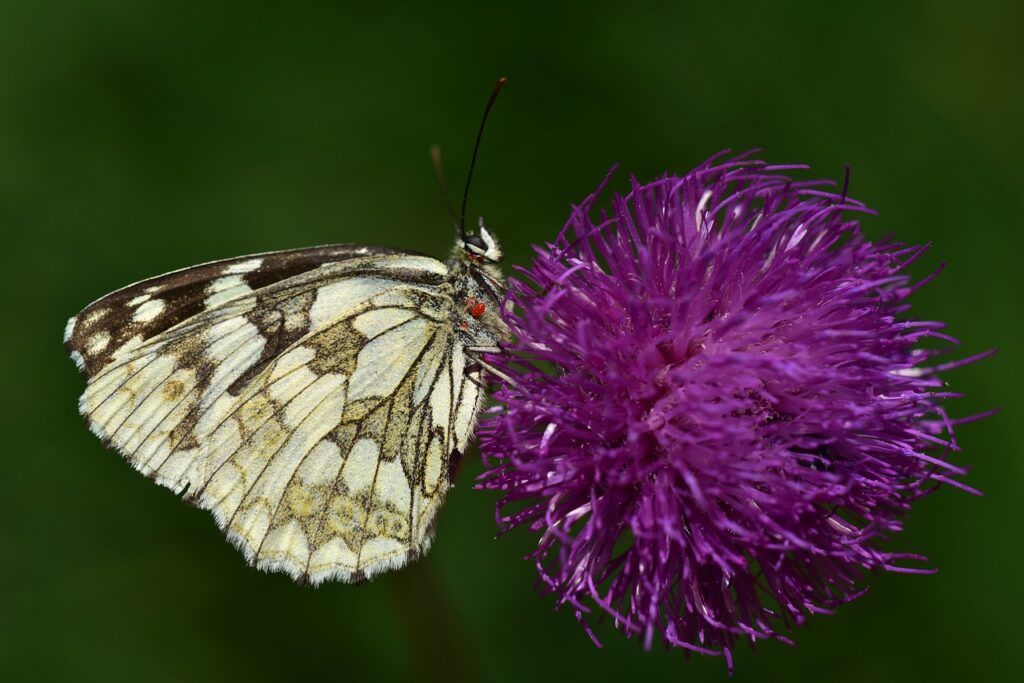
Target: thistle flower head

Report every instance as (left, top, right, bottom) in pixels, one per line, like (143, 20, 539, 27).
(476, 152, 990, 665)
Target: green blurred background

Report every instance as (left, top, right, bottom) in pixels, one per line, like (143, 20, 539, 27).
(3, 1, 1021, 680)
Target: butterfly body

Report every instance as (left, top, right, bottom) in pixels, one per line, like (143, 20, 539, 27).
(66, 228, 505, 584)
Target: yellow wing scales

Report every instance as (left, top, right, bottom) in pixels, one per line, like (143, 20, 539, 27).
(74, 254, 484, 583)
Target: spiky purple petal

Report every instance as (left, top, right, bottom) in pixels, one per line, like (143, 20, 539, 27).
(476, 151, 987, 664)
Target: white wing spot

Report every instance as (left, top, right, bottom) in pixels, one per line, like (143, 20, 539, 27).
(380, 255, 448, 278)
(128, 294, 151, 307)
(296, 440, 343, 485)
(342, 438, 379, 493)
(84, 308, 109, 325)
(133, 298, 166, 323)
(412, 340, 445, 405)
(309, 277, 396, 329)
(352, 308, 416, 339)
(226, 258, 263, 274)
(429, 357, 451, 430)
(423, 435, 444, 495)
(87, 331, 111, 354)
(64, 316, 77, 343)
(204, 275, 254, 309)
(209, 275, 245, 293)
(270, 346, 316, 381)
(374, 458, 410, 509)
(454, 377, 480, 451)
(348, 319, 432, 402)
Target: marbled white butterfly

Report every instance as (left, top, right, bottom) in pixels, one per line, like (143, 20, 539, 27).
(65, 81, 509, 584)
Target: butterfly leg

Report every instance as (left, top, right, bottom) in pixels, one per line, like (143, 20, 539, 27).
(464, 346, 518, 387)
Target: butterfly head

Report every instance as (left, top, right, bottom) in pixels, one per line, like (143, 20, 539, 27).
(458, 219, 503, 264)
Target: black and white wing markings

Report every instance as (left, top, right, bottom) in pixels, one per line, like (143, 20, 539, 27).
(74, 252, 486, 583)
(64, 243, 420, 376)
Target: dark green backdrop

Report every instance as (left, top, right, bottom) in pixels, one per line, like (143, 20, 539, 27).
(3, 1, 1020, 681)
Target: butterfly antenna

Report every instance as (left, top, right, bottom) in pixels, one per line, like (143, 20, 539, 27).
(430, 144, 458, 232)
(459, 76, 508, 239)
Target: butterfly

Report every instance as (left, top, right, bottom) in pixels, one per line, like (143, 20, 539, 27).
(65, 80, 511, 585)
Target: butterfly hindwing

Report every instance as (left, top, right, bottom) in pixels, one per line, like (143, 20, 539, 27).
(74, 251, 485, 583)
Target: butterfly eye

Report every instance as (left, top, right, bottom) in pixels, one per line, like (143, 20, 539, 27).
(463, 234, 488, 255)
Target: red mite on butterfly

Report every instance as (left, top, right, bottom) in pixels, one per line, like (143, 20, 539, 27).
(466, 297, 486, 318)
(458, 298, 486, 330)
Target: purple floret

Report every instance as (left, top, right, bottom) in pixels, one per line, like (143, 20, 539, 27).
(476, 151, 991, 666)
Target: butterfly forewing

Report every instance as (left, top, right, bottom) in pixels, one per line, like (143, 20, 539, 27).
(70, 249, 489, 583)
(65, 244, 419, 377)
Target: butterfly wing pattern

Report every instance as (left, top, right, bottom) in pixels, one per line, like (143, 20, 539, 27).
(66, 244, 501, 584)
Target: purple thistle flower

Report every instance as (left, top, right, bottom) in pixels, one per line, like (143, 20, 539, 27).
(476, 151, 992, 666)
